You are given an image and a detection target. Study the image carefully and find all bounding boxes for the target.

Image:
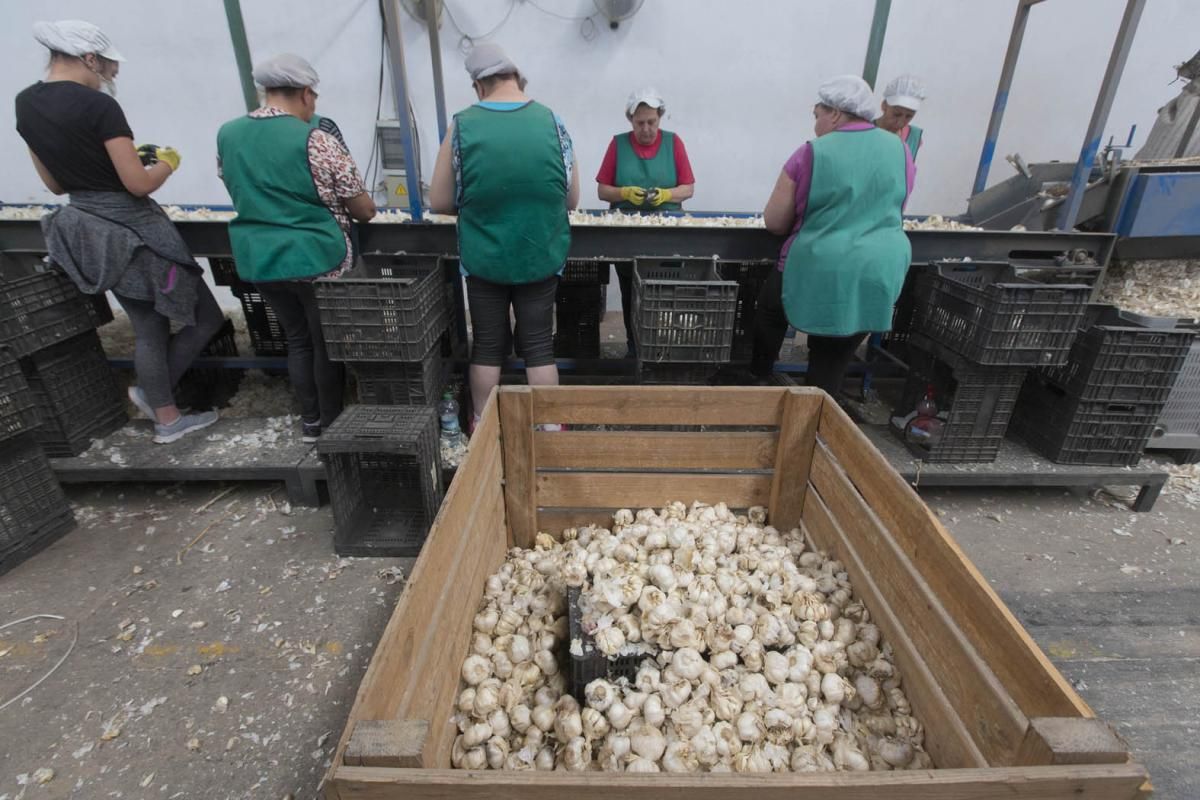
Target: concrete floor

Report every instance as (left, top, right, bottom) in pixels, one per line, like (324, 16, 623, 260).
(0, 477, 1197, 797)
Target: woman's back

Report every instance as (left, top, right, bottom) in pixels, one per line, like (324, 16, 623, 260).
(15, 81, 131, 193)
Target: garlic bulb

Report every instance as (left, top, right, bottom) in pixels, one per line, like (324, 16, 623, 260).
(670, 647, 705, 681)
(461, 654, 492, 685)
(605, 698, 635, 730)
(462, 721, 492, 748)
(642, 693, 665, 727)
(736, 711, 766, 744)
(630, 722, 667, 761)
(509, 634, 532, 663)
(585, 678, 616, 712)
(662, 740, 700, 772)
(461, 746, 487, 770)
(534, 745, 555, 770)
(594, 626, 626, 656)
(485, 735, 509, 769)
(510, 704, 532, 734)
(530, 704, 555, 733)
(533, 648, 559, 676)
(562, 736, 591, 771)
(626, 756, 660, 773)
(581, 706, 610, 740)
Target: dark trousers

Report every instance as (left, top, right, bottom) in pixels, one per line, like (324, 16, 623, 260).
(255, 280, 344, 427)
(466, 274, 558, 368)
(749, 267, 866, 395)
(114, 283, 225, 409)
(615, 262, 636, 356)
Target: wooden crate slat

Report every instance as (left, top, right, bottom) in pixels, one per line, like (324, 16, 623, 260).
(499, 387, 536, 549)
(328, 396, 506, 773)
(529, 385, 791, 426)
(535, 508, 621, 535)
(536, 471, 772, 510)
(534, 430, 778, 470)
(809, 442, 1028, 765)
(768, 389, 823, 529)
(816, 402, 1093, 720)
(802, 491, 987, 770)
(327, 763, 1149, 799)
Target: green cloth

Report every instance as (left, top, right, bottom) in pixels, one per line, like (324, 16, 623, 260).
(454, 101, 571, 284)
(611, 131, 681, 211)
(782, 127, 911, 336)
(906, 124, 923, 160)
(217, 114, 346, 282)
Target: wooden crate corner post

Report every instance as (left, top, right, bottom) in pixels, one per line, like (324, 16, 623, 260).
(498, 386, 535, 549)
(343, 719, 430, 768)
(768, 387, 824, 530)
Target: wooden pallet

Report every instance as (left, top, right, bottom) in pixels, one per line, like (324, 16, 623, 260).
(322, 386, 1150, 799)
(50, 418, 322, 506)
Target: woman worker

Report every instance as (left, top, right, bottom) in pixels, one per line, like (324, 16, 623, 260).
(430, 43, 579, 431)
(217, 54, 377, 442)
(877, 74, 926, 160)
(750, 75, 914, 398)
(17, 20, 225, 443)
(596, 87, 695, 358)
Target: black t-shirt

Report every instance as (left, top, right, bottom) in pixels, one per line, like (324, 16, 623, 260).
(15, 81, 134, 193)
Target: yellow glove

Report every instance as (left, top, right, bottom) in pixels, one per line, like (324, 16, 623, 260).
(619, 186, 646, 206)
(155, 146, 181, 172)
(648, 187, 673, 207)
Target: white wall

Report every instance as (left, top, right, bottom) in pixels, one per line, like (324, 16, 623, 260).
(2, 0, 1197, 215)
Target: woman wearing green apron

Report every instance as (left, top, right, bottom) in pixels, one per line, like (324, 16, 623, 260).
(877, 74, 926, 160)
(596, 88, 696, 357)
(430, 43, 580, 430)
(752, 75, 914, 398)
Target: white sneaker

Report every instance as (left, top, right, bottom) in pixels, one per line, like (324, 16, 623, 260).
(154, 410, 219, 444)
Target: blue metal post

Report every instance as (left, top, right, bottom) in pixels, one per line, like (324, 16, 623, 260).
(425, 0, 448, 142)
(222, 0, 258, 113)
(862, 0, 892, 90)
(972, 0, 1044, 196)
(1057, 0, 1145, 230)
(381, 0, 425, 220)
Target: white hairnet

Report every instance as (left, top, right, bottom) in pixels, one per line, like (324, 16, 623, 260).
(252, 53, 319, 89)
(884, 74, 926, 112)
(465, 42, 522, 82)
(33, 20, 124, 62)
(626, 87, 665, 116)
(817, 74, 877, 120)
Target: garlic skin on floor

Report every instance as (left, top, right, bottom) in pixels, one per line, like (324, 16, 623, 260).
(451, 502, 929, 773)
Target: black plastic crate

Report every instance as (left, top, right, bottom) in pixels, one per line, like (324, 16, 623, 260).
(554, 284, 603, 359)
(637, 360, 717, 385)
(0, 434, 72, 557)
(882, 264, 931, 357)
(318, 405, 443, 557)
(316, 254, 448, 362)
(633, 258, 738, 364)
(892, 339, 1025, 463)
(567, 586, 648, 702)
(232, 284, 289, 357)
(208, 257, 241, 287)
(911, 261, 1090, 367)
(0, 349, 39, 444)
(90, 292, 114, 326)
(1151, 335, 1200, 451)
(1011, 371, 1162, 466)
(351, 346, 444, 405)
(560, 259, 614, 286)
(23, 331, 127, 457)
(719, 260, 773, 363)
(175, 317, 244, 410)
(0, 269, 100, 358)
(0, 508, 75, 578)
(1039, 305, 1196, 404)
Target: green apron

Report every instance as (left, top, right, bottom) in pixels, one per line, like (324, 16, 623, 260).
(454, 101, 571, 285)
(904, 124, 923, 160)
(611, 131, 682, 211)
(217, 114, 346, 282)
(782, 127, 911, 336)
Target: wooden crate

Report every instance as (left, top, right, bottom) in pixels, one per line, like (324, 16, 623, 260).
(322, 386, 1150, 799)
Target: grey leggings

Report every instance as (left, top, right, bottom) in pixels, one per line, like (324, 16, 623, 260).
(113, 284, 225, 409)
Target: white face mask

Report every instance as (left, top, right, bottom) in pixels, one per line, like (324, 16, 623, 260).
(85, 56, 117, 97)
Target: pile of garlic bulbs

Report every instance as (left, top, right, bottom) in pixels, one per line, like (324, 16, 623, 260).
(452, 500, 930, 773)
(902, 214, 983, 232)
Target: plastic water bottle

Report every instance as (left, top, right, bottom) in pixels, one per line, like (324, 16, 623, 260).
(438, 390, 463, 448)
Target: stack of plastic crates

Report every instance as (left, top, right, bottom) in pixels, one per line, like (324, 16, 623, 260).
(554, 260, 612, 359)
(317, 405, 443, 557)
(0, 268, 126, 457)
(0, 351, 75, 575)
(316, 254, 450, 406)
(892, 261, 1090, 463)
(1011, 305, 1196, 466)
(174, 317, 245, 411)
(632, 257, 738, 385)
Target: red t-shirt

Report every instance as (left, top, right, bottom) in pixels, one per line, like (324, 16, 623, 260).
(595, 131, 695, 186)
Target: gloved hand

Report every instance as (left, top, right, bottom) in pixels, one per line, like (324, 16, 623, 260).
(648, 187, 673, 207)
(136, 143, 159, 166)
(154, 147, 182, 172)
(619, 186, 646, 206)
